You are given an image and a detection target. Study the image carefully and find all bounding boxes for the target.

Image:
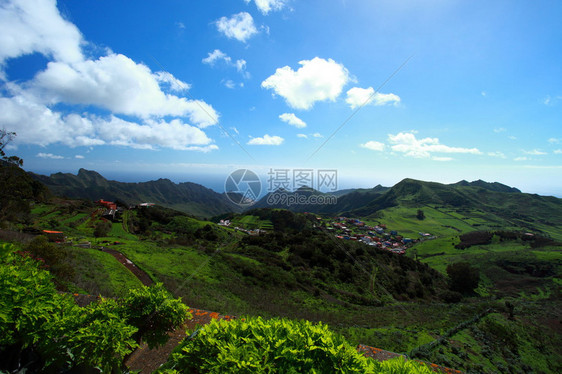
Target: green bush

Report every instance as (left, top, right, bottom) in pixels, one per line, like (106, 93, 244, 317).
(162, 316, 433, 373)
(121, 283, 190, 349)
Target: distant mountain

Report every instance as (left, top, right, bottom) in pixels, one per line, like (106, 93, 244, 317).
(453, 179, 521, 193)
(30, 169, 242, 218)
(251, 184, 390, 215)
(347, 178, 562, 231)
(251, 178, 562, 232)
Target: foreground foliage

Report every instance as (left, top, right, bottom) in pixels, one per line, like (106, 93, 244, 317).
(0, 243, 189, 372)
(162, 316, 433, 373)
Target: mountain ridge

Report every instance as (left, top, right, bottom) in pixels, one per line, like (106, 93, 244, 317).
(29, 168, 242, 218)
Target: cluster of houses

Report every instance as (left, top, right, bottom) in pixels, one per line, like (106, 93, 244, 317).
(321, 217, 432, 255)
(96, 199, 121, 221)
(233, 227, 267, 236)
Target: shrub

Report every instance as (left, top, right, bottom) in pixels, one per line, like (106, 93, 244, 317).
(446, 262, 480, 294)
(121, 283, 191, 349)
(162, 316, 433, 373)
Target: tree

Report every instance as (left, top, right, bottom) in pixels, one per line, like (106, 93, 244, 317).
(0, 129, 23, 167)
(416, 209, 425, 220)
(120, 283, 190, 349)
(93, 219, 112, 238)
(446, 261, 480, 294)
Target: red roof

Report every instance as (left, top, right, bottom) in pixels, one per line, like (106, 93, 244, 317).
(43, 230, 63, 234)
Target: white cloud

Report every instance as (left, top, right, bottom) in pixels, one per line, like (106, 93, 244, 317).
(262, 57, 350, 110)
(548, 138, 560, 144)
(235, 59, 247, 73)
(554, 149, 562, 154)
(493, 127, 506, 133)
(95, 116, 214, 150)
(481, 91, 487, 97)
(388, 131, 481, 159)
(0, 0, 83, 76)
(37, 152, 63, 159)
(245, 0, 286, 14)
(514, 156, 527, 161)
(312, 133, 323, 138)
(345, 87, 400, 109)
(154, 71, 190, 92)
(224, 80, 236, 89)
(360, 140, 385, 151)
(432, 156, 453, 162)
(216, 12, 258, 43)
(279, 113, 306, 128)
(0, 95, 216, 151)
(297, 133, 308, 139)
(0, 0, 221, 153)
(23, 53, 218, 126)
(247, 134, 284, 145)
(488, 151, 506, 158)
(75, 155, 84, 159)
(202, 49, 249, 78)
(202, 49, 230, 65)
(523, 149, 547, 155)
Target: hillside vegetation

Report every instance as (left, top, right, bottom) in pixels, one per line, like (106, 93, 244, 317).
(1, 161, 561, 373)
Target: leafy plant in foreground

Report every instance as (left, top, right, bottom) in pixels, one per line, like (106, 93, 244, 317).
(121, 282, 190, 349)
(162, 316, 433, 373)
(0, 245, 189, 372)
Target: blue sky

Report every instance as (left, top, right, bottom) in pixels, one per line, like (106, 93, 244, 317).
(1, 0, 561, 196)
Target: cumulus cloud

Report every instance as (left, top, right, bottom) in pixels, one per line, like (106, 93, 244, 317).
(388, 131, 481, 159)
(75, 155, 84, 159)
(154, 71, 190, 92)
(262, 57, 350, 110)
(0, 95, 217, 151)
(0, 0, 83, 75)
(488, 151, 506, 158)
(523, 149, 547, 155)
(37, 152, 63, 159)
(345, 87, 400, 109)
(244, 0, 286, 14)
(514, 156, 527, 161)
(216, 12, 258, 43)
(23, 54, 218, 126)
(202, 49, 249, 78)
(297, 133, 308, 138)
(0, 0, 220, 152)
(360, 140, 385, 152)
(202, 49, 230, 65)
(279, 113, 306, 128)
(312, 133, 323, 138)
(247, 134, 284, 145)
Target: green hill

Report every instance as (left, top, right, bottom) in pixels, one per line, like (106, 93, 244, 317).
(30, 168, 242, 218)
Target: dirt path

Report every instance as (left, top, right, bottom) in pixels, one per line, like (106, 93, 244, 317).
(125, 308, 234, 373)
(101, 248, 153, 286)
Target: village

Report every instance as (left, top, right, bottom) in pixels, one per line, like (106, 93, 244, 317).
(319, 216, 435, 255)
